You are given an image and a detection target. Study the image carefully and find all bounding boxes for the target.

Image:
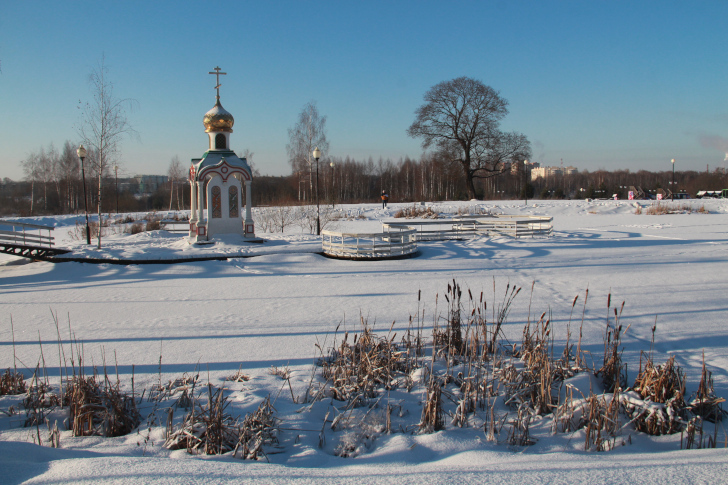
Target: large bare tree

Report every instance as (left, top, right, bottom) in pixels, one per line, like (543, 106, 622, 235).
(78, 56, 137, 247)
(286, 101, 329, 201)
(407, 76, 531, 199)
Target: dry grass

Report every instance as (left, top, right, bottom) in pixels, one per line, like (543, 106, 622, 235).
(65, 372, 141, 437)
(23, 371, 60, 427)
(597, 298, 629, 393)
(127, 222, 145, 234)
(165, 384, 240, 455)
(0, 369, 27, 395)
(644, 203, 670, 215)
(507, 404, 534, 446)
(419, 376, 444, 433)
(627, 354, 686, 435)
(226, 366, 250, 383)
(643, 202, 708, 215)
(690, 352, 726, 422)
(269, 365, 292, 380)
(122, 213, 162, 234)
(233, 397, 280, 460)
(582, 390, 622, 451)
(332, 402, 388, 457)
(8, 280, 726, 457)
(149, 373, 199, 405)
(315, 282, 726, 452)
(517, 315, 556, 415)
(165, 384, 279, 459)
(456, 205, 489, 216)
(320, 318, 409, 403)
(393, 205, 439, 219)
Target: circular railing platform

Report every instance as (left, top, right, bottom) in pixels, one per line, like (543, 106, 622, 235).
(321, 227, 418, 260)
(321, 215, 552, 260)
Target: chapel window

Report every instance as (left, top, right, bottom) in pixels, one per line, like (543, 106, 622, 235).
(229, 186, 239, 218)
(211, 186, 222, 218)
(215, 134, 226, 149)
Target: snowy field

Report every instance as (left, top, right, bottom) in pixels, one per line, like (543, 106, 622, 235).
(2, 199, 728, 484)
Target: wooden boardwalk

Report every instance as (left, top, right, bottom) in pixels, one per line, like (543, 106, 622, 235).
(0, 221, 70, 259)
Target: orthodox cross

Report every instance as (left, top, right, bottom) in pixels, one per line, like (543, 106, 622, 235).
(209, 66, 227, 99)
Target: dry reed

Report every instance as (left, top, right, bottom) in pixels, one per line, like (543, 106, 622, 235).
(0, 369, 26, 395)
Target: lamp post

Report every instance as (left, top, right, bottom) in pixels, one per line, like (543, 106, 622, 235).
(523, 159, 529, 206)
(671, 158, 675, 201)
(114, 165, 119, 214)
(313, 146, 321, 235)
(77, 145, 91, 245)
(330, 161, 335, 208)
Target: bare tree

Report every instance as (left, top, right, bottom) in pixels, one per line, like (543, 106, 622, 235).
(286, 102, 329, 201)
(269, 202, 297, 233)
(237, 149, 260, 177)
(167, 155, 184, 211)
(21, 152, 40, 215)
(77, 56, 137, 247)
(408, 77, 531, 199)
(20, 145, 54, 213)
(58, 141, 80, 212)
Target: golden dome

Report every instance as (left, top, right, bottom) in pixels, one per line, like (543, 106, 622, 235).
(203, 99, 234, 133)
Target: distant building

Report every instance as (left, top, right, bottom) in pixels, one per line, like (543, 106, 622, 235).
(134, 175, 169, 194)
(511, 160, 539, 175)
(531, 165, 577, 181)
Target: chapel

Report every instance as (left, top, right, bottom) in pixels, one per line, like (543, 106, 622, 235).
(188, 67, 255, 242)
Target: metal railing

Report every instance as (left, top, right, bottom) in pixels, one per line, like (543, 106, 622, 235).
(321, 215, 552, 260)
(384, 215, 553, 241)
(454, 215, 553, 238)
(321, 227, 418, 259)
(383, 220, 475, 241)
(160, 220, 190, 234)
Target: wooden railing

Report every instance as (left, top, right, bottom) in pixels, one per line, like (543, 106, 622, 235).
(0, 221, 55, 248)
(0, 220, 68, 258)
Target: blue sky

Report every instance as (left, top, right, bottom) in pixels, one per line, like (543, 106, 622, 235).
(1, 1, 726, 180)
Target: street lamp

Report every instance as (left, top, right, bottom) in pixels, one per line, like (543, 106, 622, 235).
(330, 160, 335, 208)
(671, 158, 675, 201)
(77, 144, 91, 245)
(114, 165, 119, 214)
(523, 159, 529, 206)
(313, 146, 322, 235)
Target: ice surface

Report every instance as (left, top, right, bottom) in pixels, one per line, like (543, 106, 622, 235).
(1, 199, 727, 483)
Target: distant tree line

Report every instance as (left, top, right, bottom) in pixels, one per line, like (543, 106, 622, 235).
(2, 139, 190, 217)
(5, 142, 728, 218)
(530, 168, 728, 201)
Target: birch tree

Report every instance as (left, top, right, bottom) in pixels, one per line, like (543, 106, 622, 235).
(167, 155, 183, 211)
(286, 102, 329, 201)
(77, 56, 137, 247)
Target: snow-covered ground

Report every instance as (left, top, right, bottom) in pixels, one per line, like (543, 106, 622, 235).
(2, 199, 728, 483)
